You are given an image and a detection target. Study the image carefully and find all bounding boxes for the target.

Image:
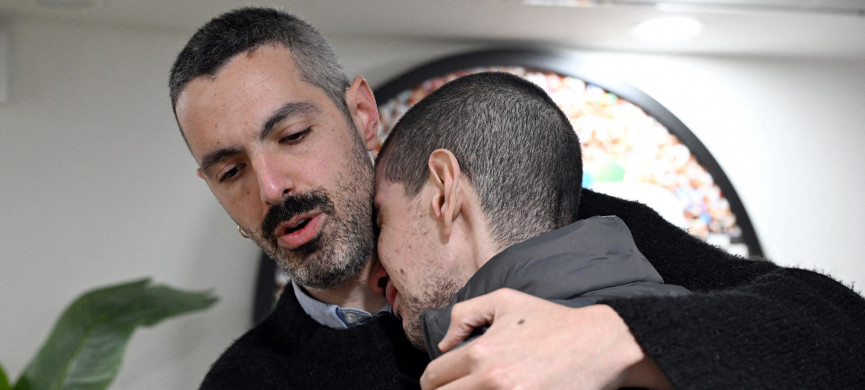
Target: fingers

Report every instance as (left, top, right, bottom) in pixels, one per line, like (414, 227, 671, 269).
(423, 340, 510, 390)
(438, 288, 517, 352)
(422, 291, 647, 390)
(420, 347, 472, 389)
(423, 373, 488, 390)
(437, 309, 493, 353)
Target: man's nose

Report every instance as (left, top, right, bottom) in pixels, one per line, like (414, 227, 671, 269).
(255, 159, 294, 206)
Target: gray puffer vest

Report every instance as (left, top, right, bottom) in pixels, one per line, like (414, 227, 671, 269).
(421, 215, 691, 359)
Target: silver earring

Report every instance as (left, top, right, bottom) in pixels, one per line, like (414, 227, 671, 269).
(238, 225, 250, 239)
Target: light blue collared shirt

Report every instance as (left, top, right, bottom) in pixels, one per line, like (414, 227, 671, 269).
(292, 281, 391, 329)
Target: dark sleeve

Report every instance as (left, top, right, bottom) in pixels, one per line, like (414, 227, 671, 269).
(578, 189, 865, 389)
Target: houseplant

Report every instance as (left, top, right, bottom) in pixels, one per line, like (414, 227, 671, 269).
(0, 278, 217, 390)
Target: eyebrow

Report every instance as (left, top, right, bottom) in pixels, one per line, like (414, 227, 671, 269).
(260, 101, 318, 141)
(200, 147, 243, 175)
(198, 102, 318, 175)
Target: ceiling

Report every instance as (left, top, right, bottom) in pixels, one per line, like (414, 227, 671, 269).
(2, 0, 865, 58)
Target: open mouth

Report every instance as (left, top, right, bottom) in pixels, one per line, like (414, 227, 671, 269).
(273, 213, 324, 250)
(285, 218, 311, 234)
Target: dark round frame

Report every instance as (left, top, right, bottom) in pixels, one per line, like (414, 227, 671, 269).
(254, 48, 763, 323)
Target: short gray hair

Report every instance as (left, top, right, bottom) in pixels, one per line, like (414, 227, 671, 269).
(377, 72, 583, 249)
(169, 7, 351, 128)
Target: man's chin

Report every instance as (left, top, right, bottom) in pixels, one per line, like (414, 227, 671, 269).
(281, 261, 352, 290)
(406, 331, 427, 352)
(279, 249, 372, 290)
(404, 316, 428, 352)
(410, 339, 427, 352)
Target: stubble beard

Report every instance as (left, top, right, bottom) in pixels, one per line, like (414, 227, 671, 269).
(250, 129, 376, 290)
(402, 275, 463, 351)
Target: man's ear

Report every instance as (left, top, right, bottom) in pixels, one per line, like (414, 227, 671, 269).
(428, 149, 462, 237)
(367, 255, 389, 297)
(196, 168, 206, 180)
(345, 76, 379, 151)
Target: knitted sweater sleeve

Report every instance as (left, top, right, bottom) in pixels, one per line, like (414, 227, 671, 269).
(577, 189, 865, 389)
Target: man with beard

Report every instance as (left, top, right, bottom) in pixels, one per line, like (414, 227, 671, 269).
(171, 6, 865, 390)
(170, 7, 428, 388)
(374, 72, 865, 389)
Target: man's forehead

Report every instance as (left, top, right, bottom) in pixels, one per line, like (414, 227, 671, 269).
(177, 45, 301, 104)
(373, 175, 397, 206)
(175, 47, 314, 160)
(373, 175, 388, 206)
(375, 176, 415, 209)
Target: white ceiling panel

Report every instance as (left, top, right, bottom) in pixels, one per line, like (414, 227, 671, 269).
(0, 0, 863, 58)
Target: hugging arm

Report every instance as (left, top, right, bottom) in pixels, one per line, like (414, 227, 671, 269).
(582, 189, 865, 389)
(422, 190, 865, 389)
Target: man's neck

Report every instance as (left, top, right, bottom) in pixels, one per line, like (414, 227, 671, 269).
(302, 260, 387, 312)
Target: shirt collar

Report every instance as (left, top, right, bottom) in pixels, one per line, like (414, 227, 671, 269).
(291, 280, 391, 329)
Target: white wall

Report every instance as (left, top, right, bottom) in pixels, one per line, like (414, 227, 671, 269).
(0, 17, 862, 389)
(0, 18, 260, 388)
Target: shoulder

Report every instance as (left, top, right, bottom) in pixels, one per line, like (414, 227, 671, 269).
(578, 189, 666, 225)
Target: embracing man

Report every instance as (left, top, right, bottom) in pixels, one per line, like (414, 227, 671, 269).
(374, 72, 865, 389)
(169, 8, 428, 388)
(169, 6, 865, 389)
(375, 71, 695, 387)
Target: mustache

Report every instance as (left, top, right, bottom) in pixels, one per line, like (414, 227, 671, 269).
(261, 189, 335, 240)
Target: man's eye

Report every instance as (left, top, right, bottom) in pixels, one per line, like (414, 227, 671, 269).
(280, 128, 311, 144)
(218, 164, 244, 183)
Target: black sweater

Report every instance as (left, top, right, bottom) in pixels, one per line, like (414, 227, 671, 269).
(202, 189, 865, 389)
(199, 286, 429, 389)
(579, 189, 865, 389)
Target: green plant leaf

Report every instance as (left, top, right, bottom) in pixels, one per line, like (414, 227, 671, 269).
(1, 362, 11, 390)
(13, 278, 217, 390)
